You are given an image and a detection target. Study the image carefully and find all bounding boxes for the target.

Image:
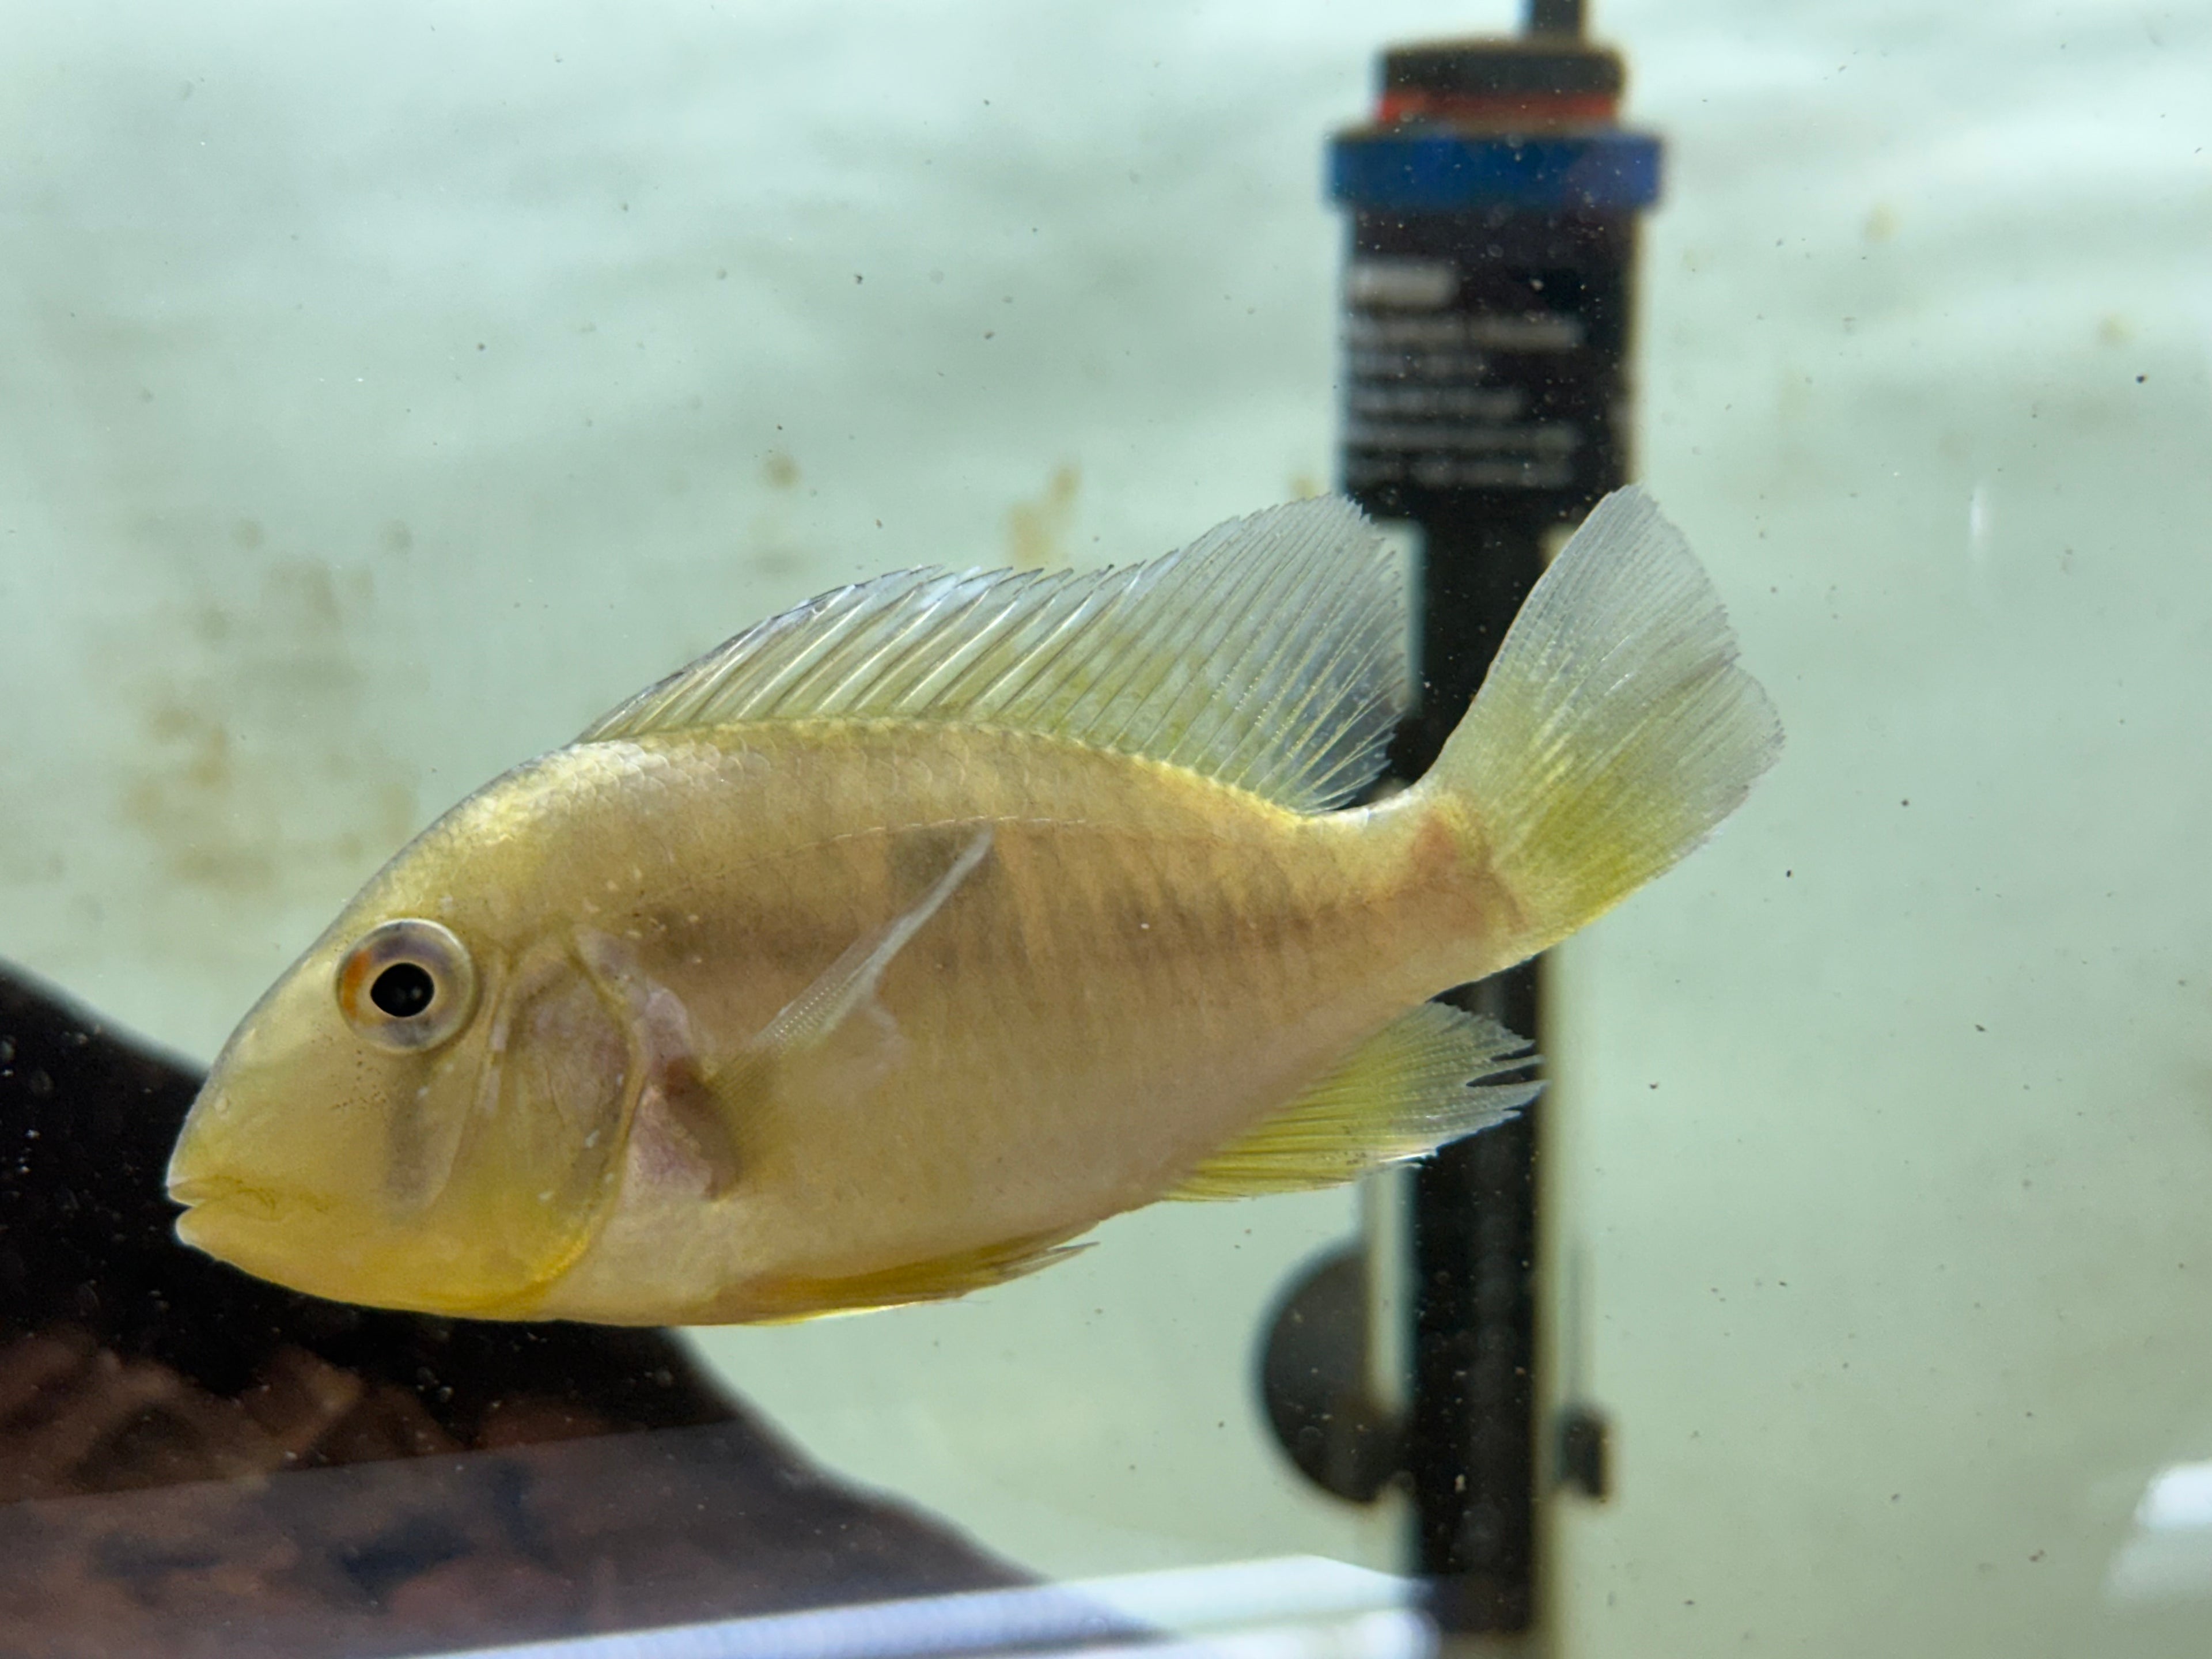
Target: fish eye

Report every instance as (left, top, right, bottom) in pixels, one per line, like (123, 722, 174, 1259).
(337, 919, 479, 1052)
(370, 961, 435, 1018)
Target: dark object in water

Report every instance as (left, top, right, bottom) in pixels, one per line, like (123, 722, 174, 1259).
(1257, 1242, 1401, 1504)
(0, 961, 1033, 1656)
(1328, 7, 1664, 1633)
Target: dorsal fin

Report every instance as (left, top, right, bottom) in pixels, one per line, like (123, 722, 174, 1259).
(579, 498, 1410, 812)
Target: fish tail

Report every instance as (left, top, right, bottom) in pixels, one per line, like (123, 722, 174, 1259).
(1414, 487, 1782, 963)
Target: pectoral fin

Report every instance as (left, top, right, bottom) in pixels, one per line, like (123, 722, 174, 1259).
(571, 828, 994, 1200)
(703, 825, 994, 1119)
(747, 826, 993, 1056)
(1167, 1003, 1539, 1200)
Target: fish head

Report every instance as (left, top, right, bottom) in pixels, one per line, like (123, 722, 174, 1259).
(168, 857, 636, 1318)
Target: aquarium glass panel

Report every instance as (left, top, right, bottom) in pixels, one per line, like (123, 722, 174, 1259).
(0, 2, 2205, 1656)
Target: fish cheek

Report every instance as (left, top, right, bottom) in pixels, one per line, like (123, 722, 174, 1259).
(383, 1045, 479, 1217)
(431, 960, 635, 1301)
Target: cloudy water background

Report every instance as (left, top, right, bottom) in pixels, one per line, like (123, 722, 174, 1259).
(2, 2, 2209, 1653)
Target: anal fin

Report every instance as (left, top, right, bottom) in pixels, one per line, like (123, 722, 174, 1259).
(749, 1232, 1092, 1323)
(1168, 1003, 1538, 1201)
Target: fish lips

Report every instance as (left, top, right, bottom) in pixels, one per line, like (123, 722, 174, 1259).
(168, 1171, 341, 1288)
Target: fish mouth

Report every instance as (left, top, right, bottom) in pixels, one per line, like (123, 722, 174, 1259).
(168, 1178, 344, 1298)
(167, 1173, 334, 1234)
(167, 1173, 286, 1214)
(169, 1176, 561, 1319)
(168, 1176, 265, 1212)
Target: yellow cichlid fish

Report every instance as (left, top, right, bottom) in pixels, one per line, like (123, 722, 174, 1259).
(166, 487, 1780, 1324)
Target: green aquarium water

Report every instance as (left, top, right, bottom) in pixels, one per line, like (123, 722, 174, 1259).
(0, 2, 2206, 1656)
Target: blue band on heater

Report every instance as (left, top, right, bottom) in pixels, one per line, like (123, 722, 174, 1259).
(1328, 130, 1661, 214)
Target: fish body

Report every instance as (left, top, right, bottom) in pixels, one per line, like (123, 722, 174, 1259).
(168, 489, 1780, 1324)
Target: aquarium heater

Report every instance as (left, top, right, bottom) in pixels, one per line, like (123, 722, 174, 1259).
(1328, 1, 1660, 1635)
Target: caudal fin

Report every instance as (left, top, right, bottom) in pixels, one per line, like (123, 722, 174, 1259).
(1420, 487, 1783, 959)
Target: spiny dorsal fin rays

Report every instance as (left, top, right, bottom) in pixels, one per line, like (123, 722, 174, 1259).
(578, 497, 1410, 815)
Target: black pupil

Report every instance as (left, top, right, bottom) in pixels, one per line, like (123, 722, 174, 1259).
(370, 961, 437, 1019)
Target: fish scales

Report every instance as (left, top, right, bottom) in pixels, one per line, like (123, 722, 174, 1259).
(510, 722, 1464, 1318)
(166, 489, 1781, 1323)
